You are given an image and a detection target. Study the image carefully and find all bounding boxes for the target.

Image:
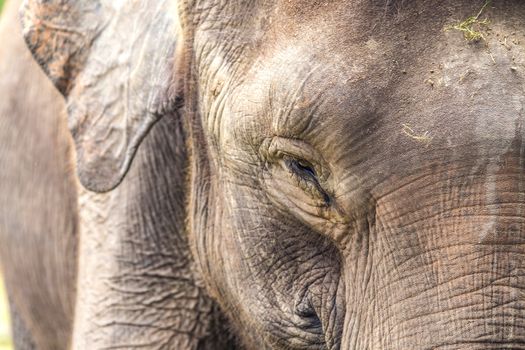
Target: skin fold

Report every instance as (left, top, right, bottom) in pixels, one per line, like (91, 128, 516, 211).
(2, 0, 525, 349)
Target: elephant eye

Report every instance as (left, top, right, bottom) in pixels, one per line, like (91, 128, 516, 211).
(287, 158, 317, 179)
(260, 137, 333, 207)
(284, 157, 331, 204)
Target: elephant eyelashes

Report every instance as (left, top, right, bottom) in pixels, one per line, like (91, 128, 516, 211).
(284, 156, 331, 205)
(287, 158, 316, 178)
(260, 137, 333, 209)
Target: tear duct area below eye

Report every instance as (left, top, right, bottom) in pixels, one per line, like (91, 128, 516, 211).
(335, 150, 525, 349)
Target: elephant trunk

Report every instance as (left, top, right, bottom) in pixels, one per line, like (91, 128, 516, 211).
(336, 154, 525, 349)
(70, 117, 233, 349)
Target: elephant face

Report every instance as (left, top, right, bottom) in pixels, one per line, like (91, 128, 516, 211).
(22, 0, 525, 349)
(188, 1, 525, 349)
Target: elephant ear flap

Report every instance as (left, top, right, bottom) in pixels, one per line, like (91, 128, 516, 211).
(21, 0, 182, 192)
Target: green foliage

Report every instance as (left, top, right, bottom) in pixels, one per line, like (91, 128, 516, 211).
(447, 0, 491, 42)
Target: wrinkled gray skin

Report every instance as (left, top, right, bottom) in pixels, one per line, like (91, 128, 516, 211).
(2, 0, 525, 349)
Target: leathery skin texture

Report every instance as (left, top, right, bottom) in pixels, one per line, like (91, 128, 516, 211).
(186, 1, 525, 349)
(7, 0, 525, 349)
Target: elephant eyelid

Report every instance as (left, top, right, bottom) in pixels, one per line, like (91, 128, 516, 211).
(258, 136, 333, 204)
(260, 136, 331, 181)
(286, 157, 317, 180)
(284, 156, 332, 205)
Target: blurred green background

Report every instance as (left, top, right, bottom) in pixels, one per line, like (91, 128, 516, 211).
(0, 274, 11, 350)
(0, 0, 13, 348)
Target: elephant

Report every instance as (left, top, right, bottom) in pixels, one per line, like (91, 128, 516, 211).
(2, 0, 525, 349)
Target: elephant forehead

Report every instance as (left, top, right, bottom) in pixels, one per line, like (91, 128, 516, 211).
(228, 34, 521, 135)
(208, 2, 525, 186)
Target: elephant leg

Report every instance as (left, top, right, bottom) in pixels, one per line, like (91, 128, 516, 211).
(7, 295, 36, 350)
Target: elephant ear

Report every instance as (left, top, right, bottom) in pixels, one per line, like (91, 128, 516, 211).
(21, 0, 182, 192)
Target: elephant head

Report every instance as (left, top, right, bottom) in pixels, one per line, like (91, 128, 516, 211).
(22, 0, 525, 349)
